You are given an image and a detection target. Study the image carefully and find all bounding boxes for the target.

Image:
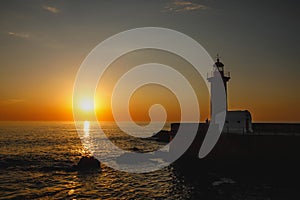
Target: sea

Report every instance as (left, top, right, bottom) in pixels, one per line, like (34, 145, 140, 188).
(0, 121, 298, 199)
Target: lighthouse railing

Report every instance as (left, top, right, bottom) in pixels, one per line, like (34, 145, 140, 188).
(224, 71, 230, 77)
(207, 71, 230, 79)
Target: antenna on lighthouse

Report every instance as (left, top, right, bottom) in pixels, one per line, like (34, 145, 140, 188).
(216, 54, 221, 62)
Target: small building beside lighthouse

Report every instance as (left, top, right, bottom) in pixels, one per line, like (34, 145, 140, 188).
(224, 110, 253, 134)
(208, 56, 253, 134)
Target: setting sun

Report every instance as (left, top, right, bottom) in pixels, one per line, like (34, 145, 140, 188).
(80, 99, 94, 112)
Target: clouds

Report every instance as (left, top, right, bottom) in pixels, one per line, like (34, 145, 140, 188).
(6, 30, 64, 49)
(43, 5, 59, 14)
(165, 0, 209, 12)
(5, 4, 62, 47)
(8, 31, 29, 39)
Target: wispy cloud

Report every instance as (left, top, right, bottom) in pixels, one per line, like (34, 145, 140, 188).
(8, 31, 30, 39)
(165, 0, 209, 12)
(5, 31, 64, 49)
(0, 99, 25, 105)
(43, 5, 60, 14)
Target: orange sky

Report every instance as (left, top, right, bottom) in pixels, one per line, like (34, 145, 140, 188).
(1, 48, 299, 122)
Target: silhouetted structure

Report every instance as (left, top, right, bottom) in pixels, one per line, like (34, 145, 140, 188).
(152, 56, 300, 176)
(208, 55, 252, 133)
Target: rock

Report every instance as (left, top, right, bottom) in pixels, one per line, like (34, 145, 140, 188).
(129, 147, 142, 152)
(76, 156, 100, 171)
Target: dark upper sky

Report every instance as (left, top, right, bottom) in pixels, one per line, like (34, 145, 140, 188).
(0, 0, 299, 121)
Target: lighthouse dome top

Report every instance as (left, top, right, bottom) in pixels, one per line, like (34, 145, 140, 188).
(214, 58, 224, 68)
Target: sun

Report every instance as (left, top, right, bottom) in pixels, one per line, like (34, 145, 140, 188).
(80, 99, 94, 112)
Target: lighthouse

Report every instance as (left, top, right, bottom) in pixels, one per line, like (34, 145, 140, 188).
(207, 55, 230, 111)
(208, 55, 253, 134)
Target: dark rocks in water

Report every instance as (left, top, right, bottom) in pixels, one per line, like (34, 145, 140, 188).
(151, 130, 173, 142)
(129, 147, 144, 152)
(76, 156, 100, 171)
(131, 147, 140, 152)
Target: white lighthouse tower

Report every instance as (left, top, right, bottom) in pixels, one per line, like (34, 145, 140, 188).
(207, 55, 231, 111)
(208, 55, 253, 134)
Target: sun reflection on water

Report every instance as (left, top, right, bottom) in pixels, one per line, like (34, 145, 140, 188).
(81, 120, 92, 156)
(83, 120, 90, 136)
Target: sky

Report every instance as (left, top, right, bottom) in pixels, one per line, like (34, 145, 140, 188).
(0, 0, 299, 122)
